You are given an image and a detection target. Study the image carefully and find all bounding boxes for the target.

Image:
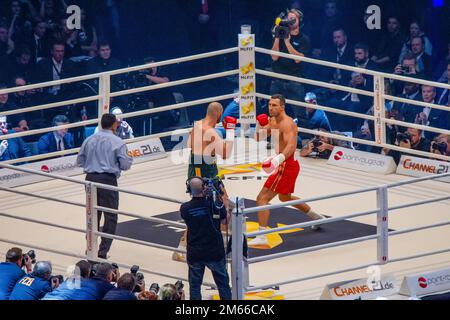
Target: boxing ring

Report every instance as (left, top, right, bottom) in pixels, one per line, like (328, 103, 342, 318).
(1, 32, 450, 300)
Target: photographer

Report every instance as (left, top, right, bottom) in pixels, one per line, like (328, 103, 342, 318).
(71, 262, 115, 300)
(383, 127, 431, 164)
(159, 282, 185, 301)
(431, 134, 450, 157)
(180, 177, 232, 300)
(103, 273, 138, 300)
(270, 8, 310, 121)
(42, 260, 91, 300)
(300, 129, 335, 159)
(9, 261, 59, 300)
(0, 247, 33, 300)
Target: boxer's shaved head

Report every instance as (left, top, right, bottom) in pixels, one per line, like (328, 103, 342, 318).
(206, 102, 223, 122)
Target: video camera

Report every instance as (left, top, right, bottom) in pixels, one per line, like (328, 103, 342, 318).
(273, 12, 296, 39)
(130, 265, 145, 293)
(432, 141, 448, 155)
(22, 250, 36, 265)
(396, 132, 411, 145)
(311, 138, 323, 153)
(186, 176, 225, 211)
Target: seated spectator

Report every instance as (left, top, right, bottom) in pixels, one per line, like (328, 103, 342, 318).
(410, 36, 433, 79)
(399, 21, 433, 64)
(14, 17, 49, 64)
(311, 1, 346, 58)
(103, 273, 137, 300)
(11, 46, 34, 82)
(383, 127, 431, 164)
(85, 41, 122, 90)
(320, 28, 354, 85)
(42, 260, 91, 300)
(68, 262, 115, 300)
(391, 74, 422, 123)
(435, 43, 450, 82)
(9, 261, 58, 300)
(0, 247, 33, 300)
(38, 115, 74, 154)
(0, 83, 27, 131)
(392, 53, 423, 95)
(33, 41, 77, 118)
(0, 115, 32, 161)
(297, 92, 331, 143)
(300, 129, 335, 159)
(415, 85, 449, 140)
(436, 63, 450, 106)
(371, 16, 405, 72)
(0, 24, 14, 57)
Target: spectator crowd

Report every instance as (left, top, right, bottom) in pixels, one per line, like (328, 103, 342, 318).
(0, 247, 185, 300)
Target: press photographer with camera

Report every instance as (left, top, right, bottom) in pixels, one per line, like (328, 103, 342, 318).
(159, 281, 185, 300)
(0, 247, 33, 300)
(9, 261, 60, 300)
(383, 127, 431, 164)
(431, 134, 450, 157)
(180, 176, 232, 300)
(103, 273, 138, 300)
(270, 8, 310, 121)
(300, 129, 335, 159)
(70, 262, 116, 300)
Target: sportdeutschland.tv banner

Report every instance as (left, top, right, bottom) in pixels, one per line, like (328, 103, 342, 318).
(0, 138, 166, 188)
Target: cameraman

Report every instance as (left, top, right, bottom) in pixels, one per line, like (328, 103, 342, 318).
(103, 273, 138, 300)
(9, 261, 59, 300)
(180, 177, 232, 300)
(383, 127, 431, 164)
(0, 247, 33, 300)
(300, 129, 335, 159)
(271, 9, 310, 121)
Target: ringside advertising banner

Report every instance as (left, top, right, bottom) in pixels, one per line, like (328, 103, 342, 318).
(321, 274, 398, 300)
(399, 267, 450, 297)
(327, 147, 397, 174)
(396, 155, 450, 183)
(0, 138, 166, 188)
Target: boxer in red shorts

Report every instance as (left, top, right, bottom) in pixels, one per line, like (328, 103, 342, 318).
(248, 94, 325, 246)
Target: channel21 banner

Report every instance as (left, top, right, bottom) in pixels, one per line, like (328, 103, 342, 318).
(0, 138, 166, 188)
(238, 33, 256, 124)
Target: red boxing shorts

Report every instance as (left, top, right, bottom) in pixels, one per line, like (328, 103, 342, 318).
(264, 155, 300, 195)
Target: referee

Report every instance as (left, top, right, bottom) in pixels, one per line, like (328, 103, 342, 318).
(77, 113, 133, 259)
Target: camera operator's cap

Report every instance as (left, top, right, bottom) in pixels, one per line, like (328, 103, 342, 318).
(304, 92, 317, 102)
(111, 107, 123, 116)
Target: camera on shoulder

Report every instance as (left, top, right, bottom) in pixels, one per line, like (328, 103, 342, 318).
(273, 12, 295, 39)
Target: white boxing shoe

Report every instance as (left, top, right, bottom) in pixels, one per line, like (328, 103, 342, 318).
(307, 211, 326, 231)
(247, 235, 269, 246)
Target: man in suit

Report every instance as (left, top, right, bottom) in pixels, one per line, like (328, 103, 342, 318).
(33, 42, 77, 119)
(15, 18, 49, 64)
(415, 85, 450, 140)
(326, 43, 376, 132)
(0, 116, 32, 162)
(38, 115, 74, 155)
(411, 36, 433, 80)
(321, 28, 354, 85)
(436, 63, 450, 107)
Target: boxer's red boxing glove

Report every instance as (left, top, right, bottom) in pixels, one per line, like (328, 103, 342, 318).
(224, 116, 237, 130)
(256, 114, 269, 127)
(224, 116, 237, 141)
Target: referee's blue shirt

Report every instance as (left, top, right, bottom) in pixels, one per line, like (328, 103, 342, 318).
(77, 129, 133, 178)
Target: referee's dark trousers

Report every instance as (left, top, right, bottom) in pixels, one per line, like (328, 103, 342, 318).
(86, 172, 119, 259)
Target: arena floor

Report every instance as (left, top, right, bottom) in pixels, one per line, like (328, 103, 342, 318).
(1, 137, 450, 300)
